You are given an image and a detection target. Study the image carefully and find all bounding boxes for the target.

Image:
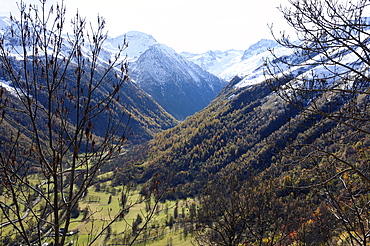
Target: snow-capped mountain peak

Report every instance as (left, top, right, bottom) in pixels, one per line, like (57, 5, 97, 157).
(104, 31, 158, 62)
(129, 42, 226, 120)
(241, 39, 279, 60)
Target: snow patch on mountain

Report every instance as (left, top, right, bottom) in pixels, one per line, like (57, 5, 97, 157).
(0, 79, 17, 96)
(181, 49, 244, 76)
(236, 38, 369, 91)
(221, 39, 292, 84)
(289, 46, 367, 90)
(0, 16, 11, 33)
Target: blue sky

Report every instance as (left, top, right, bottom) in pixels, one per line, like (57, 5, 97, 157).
(0, 0, 293, 53)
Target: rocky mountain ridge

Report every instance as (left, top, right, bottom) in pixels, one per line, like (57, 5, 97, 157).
(103, 31, 227, 120)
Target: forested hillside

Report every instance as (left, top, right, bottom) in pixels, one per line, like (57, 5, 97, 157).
(109, 67, 370, 243)
(111, 0, 370, 244)
(113, 73, 347, 196)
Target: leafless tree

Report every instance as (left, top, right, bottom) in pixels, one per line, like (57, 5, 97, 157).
(266, 0, 370, 141)
(0, 0, 158, 245)
(264, 0, 370, 244)
(195, 174, 302, 246)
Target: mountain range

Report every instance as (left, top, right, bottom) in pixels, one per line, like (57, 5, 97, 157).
(0, 18, 228, 141)
(0, 14, 312, 148)
(3, 14, 364, 189)
(0, 16, 292, 127)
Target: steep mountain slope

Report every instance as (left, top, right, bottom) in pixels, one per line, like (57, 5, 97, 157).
(129, 43, 227, 120)
(0, 17, 178, 144)
(0, 63, 177, 144)
(127, 79, 297, 197)
(107, 78, 179, 143)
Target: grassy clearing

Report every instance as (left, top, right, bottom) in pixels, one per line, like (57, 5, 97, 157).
(70, 184, 195, 245)
(0, 178, 195, 245)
